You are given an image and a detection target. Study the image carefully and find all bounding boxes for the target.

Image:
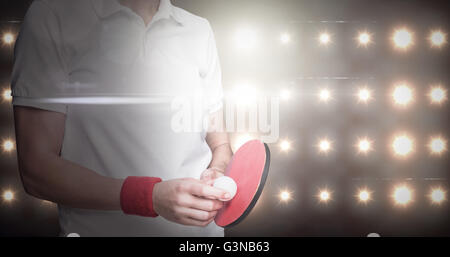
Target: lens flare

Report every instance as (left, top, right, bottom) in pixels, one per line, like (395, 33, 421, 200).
(392, 134, 414, 157)
(2, 32, 15, 45)
(392, 28, 413, 50)
(280, 89, 291, 101)
(429, 187, 446, 205)
(357, 31, 372, 46)
(392, 83, 413, 106)
(2, 89, 12, 102)
(279, 140, 291, 152)
(234, 27, 258, 50)
(232, 82, 258, 105)
(319, 32, 331, 45)
(318, 139, 332, 153)
(357, 88, 373, 103)
(2, 190, 14, 202)
(428, 136, 447, 155)
(428, 30, 447, 48)
(279, 190, 291, 202)
(318, 89, 332, 102)
(357, 189, 372, 203)
(318, 189, 331, 203)
(392, 185, 413, 206)
(356, 138, 373, 154)
(428, 86, 447, 105)
(2, 139, 15, 152)
(280, 33, 291, 44)
(232, 134, 255, 152)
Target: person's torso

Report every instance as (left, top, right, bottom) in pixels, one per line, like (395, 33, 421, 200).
(43, 0, 223, 236)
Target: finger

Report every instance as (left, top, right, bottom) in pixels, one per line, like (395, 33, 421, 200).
(205, 179, 215, 186)
(200, 169, 214, 181)
(200, 177, 215, 187)
(179, 217, 215, 227)
(210, 170, 225, 180)
(200, 177, 216, 187)
(188, 181, 230, 200)
(186, 194, 224, 211)
(200, 169, 224, 182)
(179, 207, 217, 221)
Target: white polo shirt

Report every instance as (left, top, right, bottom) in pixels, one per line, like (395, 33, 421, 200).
(11, 0, 224, 237)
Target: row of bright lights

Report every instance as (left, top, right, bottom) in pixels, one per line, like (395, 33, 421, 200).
(2, 84, 448, 106)
(2, 28, 448, 49)
(3, 100, 445, 156)
(235, 28, 447, 50)
(277, 135, 447, 157)
(290, 84, 447, 106)
(2, 133, 447, 156)
(279, 186, 447, 206)
(5, 135, 443, 157)
(2, 186, 445, 207)
(228, 84, 447, 107)
(3, 138, 444, 204)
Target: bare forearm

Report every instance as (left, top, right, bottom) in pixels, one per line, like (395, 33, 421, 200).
(21, 153, 123, 210)
(14, 106, 123, 210)
(208, 143, 232, 172)
(206, 131, 233, 172)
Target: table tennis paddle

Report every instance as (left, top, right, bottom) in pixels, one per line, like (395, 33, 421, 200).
(214, 139, 270, 228)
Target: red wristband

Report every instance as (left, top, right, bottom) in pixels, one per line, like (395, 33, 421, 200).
(120, 176, 162, 217)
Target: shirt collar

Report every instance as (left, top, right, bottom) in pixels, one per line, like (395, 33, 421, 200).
(91, 0, 184, 25)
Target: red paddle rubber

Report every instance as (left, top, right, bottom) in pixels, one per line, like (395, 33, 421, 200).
(214, 140, 270, 227)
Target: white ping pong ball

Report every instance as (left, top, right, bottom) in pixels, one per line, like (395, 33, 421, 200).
(213, 176, 237, 201)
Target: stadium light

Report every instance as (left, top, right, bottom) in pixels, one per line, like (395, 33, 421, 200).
(318, 32, 331, 45)
(428, 85, 447, 105)
(429, 187, 446, 205)
(428, 136, 447, 156)
(318, 138, 332, 154)
(357, 31, 372, 46)
(234, 27, 258, 50)
(392, 28, 413, 50)
(357, 188, 372, 203)
(279, 190, 292, 202)
(318, 189, 331, 203)
(232, 82, 258, 105)
(428, 30, 447, 48)
(280, 89, 291, 101)
(2, 139, 15, 152)
(2, 190, 14, 202)
(356, 137, 373, 154)
(2, 89, 12, 102)
(392, 83, 414, 107)
(318, 89, 332, 102)
(357, 87, 373, 103)
(2, 32, 15, 45)
(232, 134, 255, 152)
(391, 134, 414, 158)
(280, 33, 291, 44)
(392, 185, 413, 206)
(279, 140, 291, 152)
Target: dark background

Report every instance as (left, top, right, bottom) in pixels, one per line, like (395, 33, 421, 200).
(0, 0, 449, 236)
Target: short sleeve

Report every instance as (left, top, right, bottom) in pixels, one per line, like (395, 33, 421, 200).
(11, 1, 68, 114)
(203, 21, 224, 114)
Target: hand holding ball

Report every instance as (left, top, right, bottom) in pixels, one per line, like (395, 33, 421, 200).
(213, 176, 237, 201)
